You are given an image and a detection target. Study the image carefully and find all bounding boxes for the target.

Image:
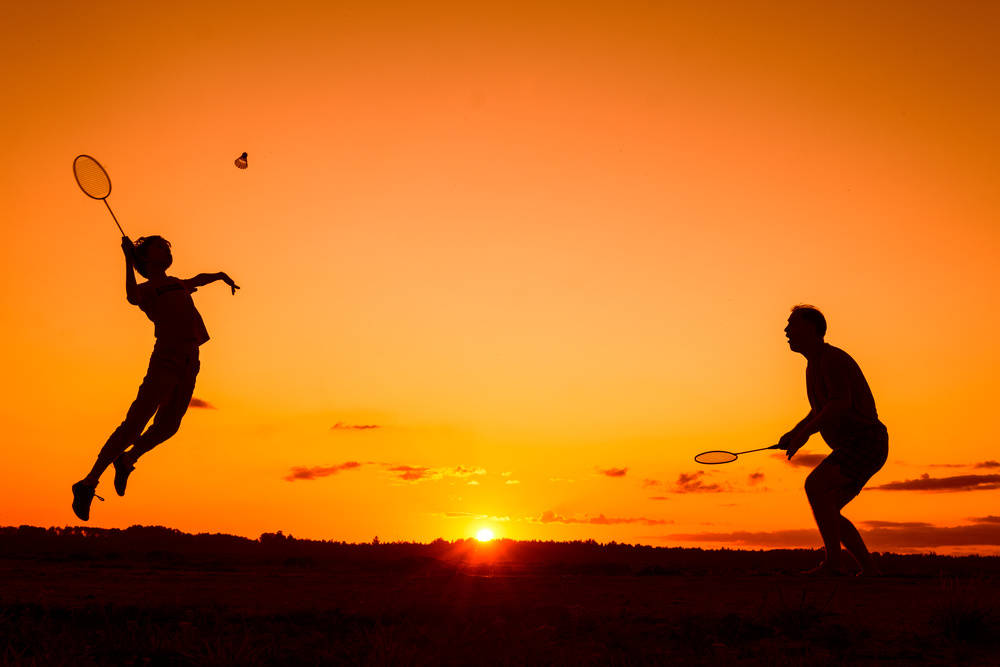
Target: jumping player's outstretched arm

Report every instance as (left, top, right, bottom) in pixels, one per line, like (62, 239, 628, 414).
(183, 272, 240, 295)
(121, 237, 140, 305)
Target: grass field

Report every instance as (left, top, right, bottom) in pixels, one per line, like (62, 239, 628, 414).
(2, 527, 999, 665)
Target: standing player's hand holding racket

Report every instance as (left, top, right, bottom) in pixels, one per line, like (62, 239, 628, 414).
(777, 429, 809, 460)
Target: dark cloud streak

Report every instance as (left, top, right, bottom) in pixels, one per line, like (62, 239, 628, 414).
(874, 473, 1000, 492)
(285, 461, 362, 481)
(537, 511, 671, 526)
(773, 453, 826, 468)
(670, 521, 1000, 549)
(674, 471, 724, 493)
(331, 422, 381, 430)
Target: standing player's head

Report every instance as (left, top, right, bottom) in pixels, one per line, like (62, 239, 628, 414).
(785, 304, 826, 354)
(133, 236, 173, 278)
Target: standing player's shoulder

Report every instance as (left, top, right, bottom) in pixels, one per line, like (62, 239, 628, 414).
(822, 344, 859, 370)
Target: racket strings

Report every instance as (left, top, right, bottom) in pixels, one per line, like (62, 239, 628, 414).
(694, 451, 738, 464)
(73, 156, 111, 199)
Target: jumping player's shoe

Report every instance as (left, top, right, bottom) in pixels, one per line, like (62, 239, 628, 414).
(113, 455, 136, 497)
(71, 482, 104, 521)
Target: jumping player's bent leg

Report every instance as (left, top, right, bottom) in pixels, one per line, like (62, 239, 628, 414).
(73, 367, 175, 520)
(114, 350, 199, 496)
(81, 371, 174, 487)
(129, 352, 198, 462)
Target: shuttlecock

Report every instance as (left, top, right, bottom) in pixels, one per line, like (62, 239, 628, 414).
(234, 152, 248, 169)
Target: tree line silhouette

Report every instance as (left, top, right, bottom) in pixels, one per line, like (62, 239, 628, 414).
(3, 525, 998, 577)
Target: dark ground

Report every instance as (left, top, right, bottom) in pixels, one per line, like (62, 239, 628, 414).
(2, 526, 999, 665)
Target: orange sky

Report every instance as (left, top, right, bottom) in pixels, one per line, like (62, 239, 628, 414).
(1, 1, 998, 553)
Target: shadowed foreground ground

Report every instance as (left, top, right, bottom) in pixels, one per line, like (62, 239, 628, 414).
(2, 526, 999, 665)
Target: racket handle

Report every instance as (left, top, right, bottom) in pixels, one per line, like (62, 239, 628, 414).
(735, 445, 781, 455)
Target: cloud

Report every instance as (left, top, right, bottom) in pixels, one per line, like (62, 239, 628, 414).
(387, 465, 432, 481)
(597, 467, 628, 478)
(673, 471, 724, 493)
(450, 466, 487, 478)
(773, 453, 826, 468)
(748, 472, 765, 486)
(846, 522, 1000, 549)
(285, 460, 488, 484)
(285, 461, 362, 481)
(861, 520, 933, 529)
(382, 464, 486, 483)
(873, 473, 1000, 492)
(505, 479, 520, 485)
(648, 496, 670, 501)
(669, 521, 1000, 549)
(441, 512, 509, 521)
(189, 397, 215, 409)
(971, 516, 1000, 524)
(667, 529, 826, 548)
(331, 422, 381, 430)
(925, 461, 999, 469)
(535, 511, 671, 526)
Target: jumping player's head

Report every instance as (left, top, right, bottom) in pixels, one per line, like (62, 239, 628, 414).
(785, 304, 826, 354)
(133, 236, 172, 278)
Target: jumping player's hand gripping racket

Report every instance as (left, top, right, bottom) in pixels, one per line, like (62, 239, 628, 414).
(73, 155, 125, 237)
(695, 445, 782, 465)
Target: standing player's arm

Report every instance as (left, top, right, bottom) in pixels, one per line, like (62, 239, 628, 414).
(122, 237, 140, 305)
(795, 357, 852, 438)
(779, 358, 852, 459)
(790, 410, 817, 435)
(778, 410, 815, 457)
(183, 272, 241, 295)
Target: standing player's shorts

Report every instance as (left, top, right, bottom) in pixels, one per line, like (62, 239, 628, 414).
(825, 422, 889, 499)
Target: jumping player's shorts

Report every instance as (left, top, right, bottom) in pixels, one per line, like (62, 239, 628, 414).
(825, 422, 889, 499)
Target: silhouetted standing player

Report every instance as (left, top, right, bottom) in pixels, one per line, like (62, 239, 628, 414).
(72, 236, 239, 520)
(779, 305, 887, 576)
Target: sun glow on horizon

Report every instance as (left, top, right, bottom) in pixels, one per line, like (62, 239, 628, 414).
(476, 529, 495, 542)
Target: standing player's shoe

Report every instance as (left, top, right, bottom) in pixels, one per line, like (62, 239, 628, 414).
(113, 454, 136, 497)
(71, 482, 104, 521)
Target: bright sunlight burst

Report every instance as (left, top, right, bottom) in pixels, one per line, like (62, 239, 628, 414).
(476, 528, 495, 542)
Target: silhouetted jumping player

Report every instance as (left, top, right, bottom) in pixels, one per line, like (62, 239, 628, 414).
(71, 236, 239, 520)
(778, 305, 887, 576)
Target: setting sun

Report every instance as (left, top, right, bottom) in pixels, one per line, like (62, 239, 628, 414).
(476, 529, 495, 542)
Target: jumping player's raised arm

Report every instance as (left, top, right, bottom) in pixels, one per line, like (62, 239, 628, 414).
(121, 237, 140, 305)
(182, 272, 240, 295)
